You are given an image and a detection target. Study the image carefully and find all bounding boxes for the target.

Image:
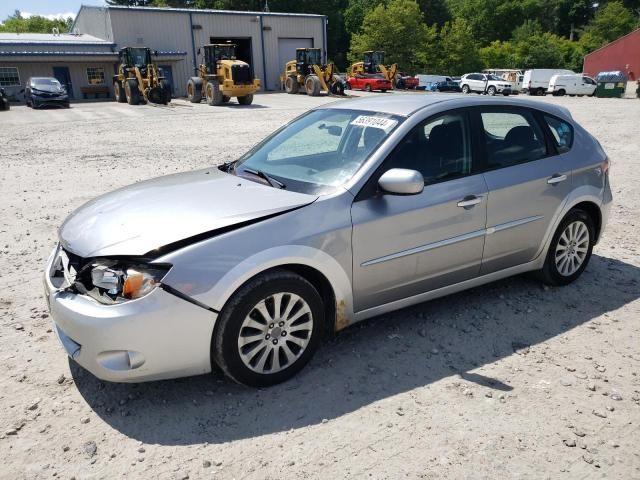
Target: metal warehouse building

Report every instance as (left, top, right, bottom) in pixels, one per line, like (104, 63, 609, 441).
(0, 32, 118, 100)
(72, 5, 328, 95)
(583, 28, 640, 81)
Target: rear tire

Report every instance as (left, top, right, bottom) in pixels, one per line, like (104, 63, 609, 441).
(462, 84, 470, 94)
(285, 76, 299, 94)
(113, 81, 126, 103)
(237, 94, 253, 105)
(538, 209, 595, 286)
(187, 77, 202, 103)
(124, 78, 139, 105)
(205, 80, 223, 106)
(364, 84, 372, 92)
(305, 75, 321, 96)
(212, 270, 325, 387)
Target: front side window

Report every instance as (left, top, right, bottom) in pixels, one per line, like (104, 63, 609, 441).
(383, 111, 473, 185)
(87, 67, 105, 85)
(234, 109, 403, 193)
(480, 109, 547, 169)
(0, 67, 20, 86)
(544, 115, 573, 153)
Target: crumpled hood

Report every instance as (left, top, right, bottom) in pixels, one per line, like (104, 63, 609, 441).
(59, 168, 317, 258)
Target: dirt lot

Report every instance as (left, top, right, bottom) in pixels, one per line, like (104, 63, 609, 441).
(1, 92, 639, 480)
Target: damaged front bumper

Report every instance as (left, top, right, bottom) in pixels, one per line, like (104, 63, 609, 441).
(43, 245, 217, 382)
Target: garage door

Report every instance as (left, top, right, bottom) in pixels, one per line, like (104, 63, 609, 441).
(278, 37, 314, 73)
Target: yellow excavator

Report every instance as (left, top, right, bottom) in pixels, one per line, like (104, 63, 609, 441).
(186, 44, 260, 106)
(281, 48, 345, 96)
(350, 51, 398, 87)
(113, 47, 171, 105)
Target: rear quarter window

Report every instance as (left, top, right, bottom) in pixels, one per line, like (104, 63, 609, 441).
(544, 115, 573, 153)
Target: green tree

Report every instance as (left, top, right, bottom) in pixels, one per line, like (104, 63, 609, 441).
(0, 10, 73, 33)
(344, 0, 384, 34)
(479, 40, 516, 68)
(349, 0, 438, 73)
(581, 1, 637, 44)
(437, 17, 482, 74)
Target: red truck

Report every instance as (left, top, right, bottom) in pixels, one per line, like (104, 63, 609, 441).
(346, 74, 392, 92)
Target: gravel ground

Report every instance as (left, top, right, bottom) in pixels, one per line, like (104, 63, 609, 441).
(1, 92, 639, 480)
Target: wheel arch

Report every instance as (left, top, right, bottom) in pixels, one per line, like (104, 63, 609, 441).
(571, 200, 602, 243)
(204, 245, 354, 333)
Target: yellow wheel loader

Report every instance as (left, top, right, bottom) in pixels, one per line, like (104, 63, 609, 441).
(350, 51, 398, 87)
(113, 47, 171, 105)
(186, 44, 260, 106)
(281, 48, 345, 97)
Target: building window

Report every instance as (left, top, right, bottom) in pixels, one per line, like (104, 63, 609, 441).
(0, 67, 20, 86)
(86, 67, 105, 85)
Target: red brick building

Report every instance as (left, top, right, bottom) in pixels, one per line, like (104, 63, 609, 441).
(583, 28, 640, 80)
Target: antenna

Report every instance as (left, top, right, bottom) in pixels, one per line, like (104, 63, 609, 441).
(263, 0, 270, 12)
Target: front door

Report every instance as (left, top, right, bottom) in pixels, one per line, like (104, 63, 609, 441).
(478, 107, 572, 274)
(52, 66, 73, 99)
(352, 110, 488, 312)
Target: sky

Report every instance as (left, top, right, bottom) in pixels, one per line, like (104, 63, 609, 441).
(1, 1, 106, 21)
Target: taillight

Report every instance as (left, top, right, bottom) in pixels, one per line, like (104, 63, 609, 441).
(602, 157, 610, 175)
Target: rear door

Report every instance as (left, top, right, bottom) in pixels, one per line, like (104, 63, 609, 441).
(478, 107, 572, 273)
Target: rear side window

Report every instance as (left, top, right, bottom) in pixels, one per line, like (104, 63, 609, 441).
(544, 115, 573, 153)
(480, 110, 547, 169)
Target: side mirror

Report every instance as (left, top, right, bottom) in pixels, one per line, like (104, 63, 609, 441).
(378, 168, 424, 195)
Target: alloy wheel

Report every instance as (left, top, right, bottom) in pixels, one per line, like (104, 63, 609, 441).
(237, 292, 314, 374)
(555, 221, 589, 276)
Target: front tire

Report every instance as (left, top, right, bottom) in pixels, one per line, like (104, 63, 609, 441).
(205, 81, 223, 106)
(539, 209, 594, 286)
(213, 270, 324, 387)
(113, 81, 126, 103)
(124, 78, 139, 105)
(487, 85, 496, 96)
(237, 94, 253, 105)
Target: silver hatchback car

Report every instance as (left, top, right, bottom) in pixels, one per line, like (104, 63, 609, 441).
(44, 95, 612, 386)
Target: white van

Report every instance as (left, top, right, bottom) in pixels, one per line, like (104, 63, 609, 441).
(523, 69, 574, 96)
(548, 74, 597, 96)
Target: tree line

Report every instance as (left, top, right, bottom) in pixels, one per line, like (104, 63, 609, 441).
(2, 0, 638, 74)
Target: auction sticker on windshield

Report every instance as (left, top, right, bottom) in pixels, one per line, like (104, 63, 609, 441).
(350, 115, 398, 131)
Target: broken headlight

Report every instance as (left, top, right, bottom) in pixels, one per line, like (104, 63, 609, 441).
(82, 260, 170, 304)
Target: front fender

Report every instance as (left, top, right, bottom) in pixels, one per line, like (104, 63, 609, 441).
(202, 245, 354, 328)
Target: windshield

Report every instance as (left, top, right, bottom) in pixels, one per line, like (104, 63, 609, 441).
(31, 78, 63, 91)
(126, 48, 150, 66)
(233, 109, 403, 194)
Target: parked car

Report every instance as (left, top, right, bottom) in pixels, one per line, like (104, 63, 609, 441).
(460, 73, 512, 95)
(427, 80, 461, 92)
(346, 74, 392, 92)
(522, 69, 574, 96)
(548, 74, 597, 97)
(45, 95, 611, 386)
(396, 73, 419, 89)
(25, 77, 70, 108)
(0, 87, 9, 111)
(415, 74, 453, 90)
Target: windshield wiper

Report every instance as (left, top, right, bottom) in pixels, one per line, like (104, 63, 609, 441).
(242, 167, 286, 189)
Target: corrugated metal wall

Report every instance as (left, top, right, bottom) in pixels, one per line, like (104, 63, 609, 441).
(75, 7, 326, 94)
(0, 60, 115, 99)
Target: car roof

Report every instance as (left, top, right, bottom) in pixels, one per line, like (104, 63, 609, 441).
(321, 94, 573, 120)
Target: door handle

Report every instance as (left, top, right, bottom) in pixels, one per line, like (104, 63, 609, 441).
(457, 195, 482, 208)
(547, 174, 567, 185)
